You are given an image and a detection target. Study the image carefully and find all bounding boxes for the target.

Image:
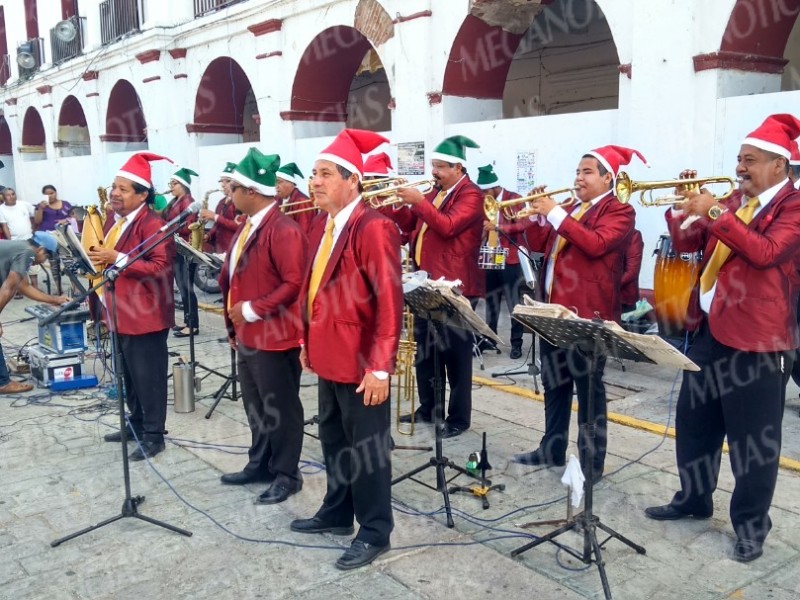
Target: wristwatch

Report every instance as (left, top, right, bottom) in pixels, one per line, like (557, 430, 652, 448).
(707, 205, 725, 220)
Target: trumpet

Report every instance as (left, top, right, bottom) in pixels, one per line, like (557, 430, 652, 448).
(615, 171, 735, 207)
(363, 179, 436, 208)
(362, 176, 406, 190)
(483, 187, 578, 221)
(284, 204, 319, 216)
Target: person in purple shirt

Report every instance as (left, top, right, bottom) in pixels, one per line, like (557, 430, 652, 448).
(35, 184, 72, 295)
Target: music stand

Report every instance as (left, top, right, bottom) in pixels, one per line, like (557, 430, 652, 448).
(173, 237, 238, 418)
(391, 280, 501, 528)
(50, 218, 192, 547)
(508, 312, 648, 600)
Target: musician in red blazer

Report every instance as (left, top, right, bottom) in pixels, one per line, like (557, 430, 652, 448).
(620, 228, 644, 312)
(511, 145, 640, 482)
(88, 152, 176, 462)
(201, 163, 242, 254)
(645, 115, 800, 562)
(165, 168, 200, 337)
(389, 136, 484, 438)
(276, 163, 314, 235)
(291, 129, 401, 571)
(217, 149, 307, 505)
(478, 164, 529, 357)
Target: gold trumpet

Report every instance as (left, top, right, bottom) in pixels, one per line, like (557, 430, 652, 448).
(363, 179, 436, 208)
(484, 187, 578, 221)
(362, 176, 406, 190)
(615, 171, 735, 207)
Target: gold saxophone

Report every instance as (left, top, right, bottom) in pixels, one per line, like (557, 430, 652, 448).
(189, 192, 214, 251)
(396, 250, 418, 435)
(80, 187, 109, 278)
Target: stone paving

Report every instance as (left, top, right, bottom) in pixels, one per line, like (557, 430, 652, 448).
(2, 293, 800, 600)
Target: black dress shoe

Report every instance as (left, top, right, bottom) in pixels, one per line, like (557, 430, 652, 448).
(398, 411, 432, 424)
(172, 324, 186, 332)
(441, 424, 466, 439)
(510, 448, 565, 467)
(510, 347, 523, 360)
(129, 440, 165, 461)
(644, 504, 712, 521)
(255, 483, 300, 505)
(220, 470, 275, 486)
(733, 538, 763, 562)
(173, 327, 199, 338)
(103, 427, 138, 443)
(290, 517, 354, 536)
(335, 540, 390, 570)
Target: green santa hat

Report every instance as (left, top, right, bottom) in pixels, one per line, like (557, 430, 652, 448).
(171, 167, 199, 189)
(229, 148, 281, 196)
(219, 161, 237, 180)
(276, 162, 304, 185)
(430, 135, 480, 165)
(476, 164, 499, 190)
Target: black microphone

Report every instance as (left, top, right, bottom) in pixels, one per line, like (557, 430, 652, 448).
(159, 201, 201, 232)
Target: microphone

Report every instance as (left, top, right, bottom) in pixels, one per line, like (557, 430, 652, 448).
(159, 201, 201, 232)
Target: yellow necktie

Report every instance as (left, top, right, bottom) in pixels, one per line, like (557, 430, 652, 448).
(95, 217, 126, 301)
(414, 190, 447, 265)
(227, 219, 252, 310)
(307, 219, 336, 318)
(699, 198, 760, 294)
(548, 202, 591, 298)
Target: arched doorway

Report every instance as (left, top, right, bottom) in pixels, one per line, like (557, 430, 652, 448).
(21, 107, 46, 161)
(188, 57, 260, 146)
(283, 26, 392, 137)
(0, 116, 13, 187)
(101, 79, 148, 151)
(57, 95, 91, 157)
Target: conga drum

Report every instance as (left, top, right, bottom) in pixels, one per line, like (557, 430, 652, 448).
(652, 234, 701, 338)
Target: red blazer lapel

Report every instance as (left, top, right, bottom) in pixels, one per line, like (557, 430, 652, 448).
(317, 202, 363, 292)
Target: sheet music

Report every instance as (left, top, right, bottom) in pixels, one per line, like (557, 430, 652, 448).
(512, 302, 700, 372)
(174, 236, 217, 268)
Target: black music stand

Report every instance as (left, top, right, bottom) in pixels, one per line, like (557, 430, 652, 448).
(173, 238, 238, 418)
(392, 283, 498, 527)
(508, 313, 647, 600)
(50, 219, 193, 547)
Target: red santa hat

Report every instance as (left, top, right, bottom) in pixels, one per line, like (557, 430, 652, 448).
(586, 145, 648, 178)
(116, 152, 173, 188)
(743, 114, 800, 159)
(363, 152, 394, 177)
(317, 129, 389, 179)
(790, 139, 800, 166)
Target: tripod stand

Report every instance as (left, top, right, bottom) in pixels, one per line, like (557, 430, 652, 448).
(49, 220, 193, 547)
(509, 313, 647, 599)
(449, 431, 505, 509)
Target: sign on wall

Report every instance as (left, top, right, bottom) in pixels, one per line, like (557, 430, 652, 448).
(516, 151, 536, 194)
(397, 141, 425, 176)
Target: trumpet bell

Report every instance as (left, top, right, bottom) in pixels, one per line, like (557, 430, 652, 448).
(616, 171, 736, 207)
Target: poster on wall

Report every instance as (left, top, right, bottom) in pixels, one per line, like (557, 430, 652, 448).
(516, 151, 536, 194)
(398, 142, 425, 176)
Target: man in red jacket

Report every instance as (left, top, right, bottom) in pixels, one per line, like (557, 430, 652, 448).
(202, 162, 242, 254)
(89, 152, 176, 461)
(291, 129, 402, 571)
(391, 135, 484, 438)
(218, 149, 307, 505)
(620, 228, 644, 313)
(645, 114, 800, 563)
(276, 162, 314, 235)
(511, 145, 641, 481)
(478, 164, 528, 359)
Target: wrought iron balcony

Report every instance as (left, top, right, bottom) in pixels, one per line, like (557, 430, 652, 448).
(100, 0, 142, 46)
(194, 0, 247, 18)
(50, 16, 85, 65)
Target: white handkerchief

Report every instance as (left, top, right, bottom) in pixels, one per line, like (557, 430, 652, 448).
(561, 454, 586, 508)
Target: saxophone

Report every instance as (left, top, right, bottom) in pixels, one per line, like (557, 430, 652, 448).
(396, 249, 418, 435)
(80, 187, 109, 277)
(189, 192, 212, 250)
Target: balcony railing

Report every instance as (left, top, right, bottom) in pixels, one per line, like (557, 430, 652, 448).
(194, 0, 247, 18)
(100, 0, 142, 46)
(50, 16, 85, 65)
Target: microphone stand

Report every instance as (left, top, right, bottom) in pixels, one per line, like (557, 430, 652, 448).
(50, 212, 193, 547)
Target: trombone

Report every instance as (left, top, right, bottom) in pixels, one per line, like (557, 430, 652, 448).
(615, 171, 735, 207)
(362, 179, 436, 208)
(483, 187, 578, 221)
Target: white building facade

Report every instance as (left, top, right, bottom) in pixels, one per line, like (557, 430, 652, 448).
(0, 0, 799, 287)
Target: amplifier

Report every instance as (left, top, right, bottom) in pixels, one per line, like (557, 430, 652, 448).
(25, 304, 89, 354)
(26, 345, 85, 388)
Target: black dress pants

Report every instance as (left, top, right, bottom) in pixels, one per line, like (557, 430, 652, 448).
(315, 378, 393, 547)
(413, 316, 473, 430)
(485, 263, 525, 349)
(670, 323, 790, 544)
(118, 329, 169, 443)
(538, 338, 608, 475)
(237, 345, 303, 489)
(174, 254, 198, 329)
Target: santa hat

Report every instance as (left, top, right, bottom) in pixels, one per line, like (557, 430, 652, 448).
(276, 162, 304, 185)
(431, 135, 480, 165)
(171, 167, 199, 189)
(587, 145, 648, 178)
(318, 129, 389, 179)
(476, 164, 500, 190)
(363, 153, 393, 177)
(219, 162, 237, 180)
(116, 152, 173, 188)
(743, 114, 800, 159)
(229, 148, 281, 196)
(790, 140, 800, 166)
